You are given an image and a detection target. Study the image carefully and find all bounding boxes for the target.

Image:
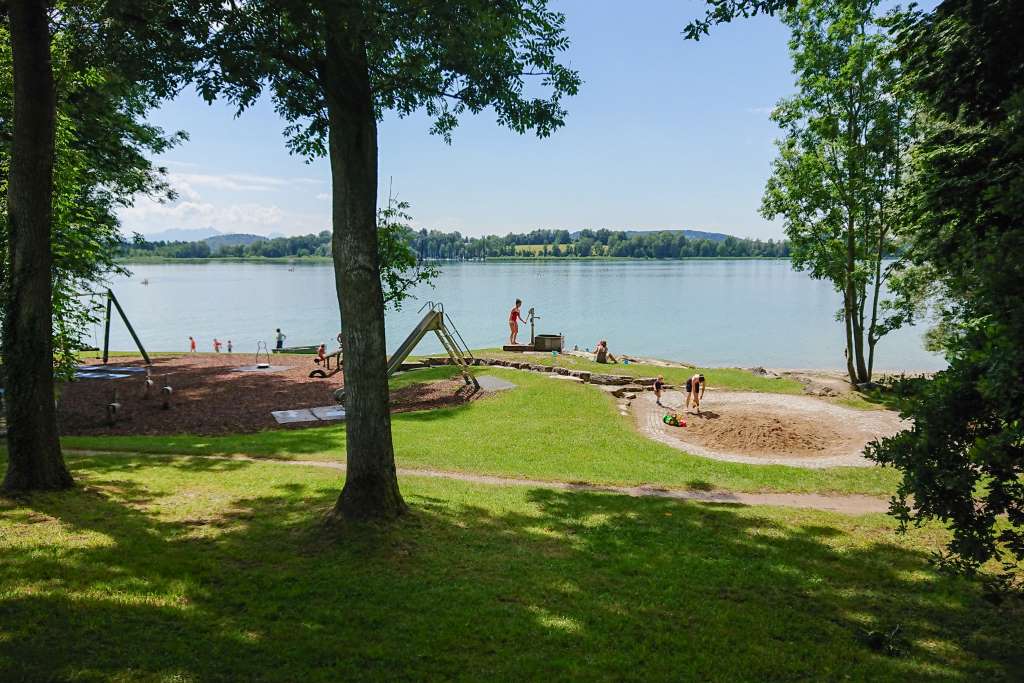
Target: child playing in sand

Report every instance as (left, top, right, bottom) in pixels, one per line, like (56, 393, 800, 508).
(315, 343, 327, 365)
(685, 373, 706, 414)
(508, 299, 527, 345)
(654, 375, 665, 406)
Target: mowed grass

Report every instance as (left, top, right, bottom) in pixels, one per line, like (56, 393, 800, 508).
(65, 368, 901, 496)
(0, 452, 1020, 681)
(475, 348, 806, 393)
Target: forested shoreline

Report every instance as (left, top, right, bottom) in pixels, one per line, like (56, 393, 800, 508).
(122, 228, 791, 260)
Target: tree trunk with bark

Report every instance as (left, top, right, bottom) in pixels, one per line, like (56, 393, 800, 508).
(322, 25, 406, 521)
(2, 0, 71, 493)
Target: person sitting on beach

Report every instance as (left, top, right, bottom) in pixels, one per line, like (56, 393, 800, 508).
(508, 299, 527, 345)
(595, 340, 618, 364)
(654, 375, 665, 406)
(685, 373, 706, 413)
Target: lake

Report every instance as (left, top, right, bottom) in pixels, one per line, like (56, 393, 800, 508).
(102, 260, 945, 371)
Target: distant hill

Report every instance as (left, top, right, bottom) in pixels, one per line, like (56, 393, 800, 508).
(569, 228, 733, 242)
(205, 233, 267, 252)
(143, 227, 221, 242)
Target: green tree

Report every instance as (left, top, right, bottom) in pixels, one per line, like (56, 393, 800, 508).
(760, 0, 914, 384)
(1, 1, 200, 492)
(1, 0, 68, 491)
(201, 0, 580, 520)
(866, 0, 1024, 587)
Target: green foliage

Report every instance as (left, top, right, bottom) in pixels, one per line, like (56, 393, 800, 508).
(0, 3, 193, 381)
(761, 0, 917, 382)
(198, 1, 581, 155)
(684, 0, 796, 40)
(376, 200, 438, 310)
(866, 0, 1024, 581)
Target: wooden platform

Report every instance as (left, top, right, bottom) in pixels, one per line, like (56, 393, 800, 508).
(502, 344, 535, 352)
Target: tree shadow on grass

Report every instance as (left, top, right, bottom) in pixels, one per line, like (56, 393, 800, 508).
(0, 453, 1020, 681)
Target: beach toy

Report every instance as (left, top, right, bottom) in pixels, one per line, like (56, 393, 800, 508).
(662, 414, 686, 428)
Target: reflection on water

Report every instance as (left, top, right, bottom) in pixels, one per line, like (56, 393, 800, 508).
(102, 260, 944, 371)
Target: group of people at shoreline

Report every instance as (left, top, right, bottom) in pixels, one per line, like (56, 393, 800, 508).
(508, 298, 706, 413)
(186, 328, 287, 354)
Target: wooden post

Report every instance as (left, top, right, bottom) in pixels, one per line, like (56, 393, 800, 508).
(102, 291, 113, 365)
(107, 289, 151, 365)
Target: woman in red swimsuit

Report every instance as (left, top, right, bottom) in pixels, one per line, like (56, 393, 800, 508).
(508, 299, 527, 345)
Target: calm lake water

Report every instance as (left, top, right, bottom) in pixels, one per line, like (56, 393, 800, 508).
(102, 260, 945, 371)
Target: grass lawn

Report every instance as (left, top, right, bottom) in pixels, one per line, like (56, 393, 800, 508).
(474, 348, 806, 393)
(64, 368, 900, 496)
(1, 452, 1020, 681)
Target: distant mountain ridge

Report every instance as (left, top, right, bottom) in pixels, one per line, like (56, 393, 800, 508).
(569, 228, 733, 242)
(142, 227, 221, 242)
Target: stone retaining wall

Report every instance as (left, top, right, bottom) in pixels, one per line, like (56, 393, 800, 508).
(423, 356, 673, 395)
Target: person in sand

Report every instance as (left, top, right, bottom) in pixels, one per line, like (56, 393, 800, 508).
(685, 373, 706, 413)
(508, 299, 527, 345)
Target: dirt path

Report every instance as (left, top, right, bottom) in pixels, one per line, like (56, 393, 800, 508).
(634, 390, 908, 468)
(67, 450, 890, 515)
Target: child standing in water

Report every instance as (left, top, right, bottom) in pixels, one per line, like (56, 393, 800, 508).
(508, 299, 527, 345)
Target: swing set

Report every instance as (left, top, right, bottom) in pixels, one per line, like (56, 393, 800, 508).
(85, 288, 151, 365)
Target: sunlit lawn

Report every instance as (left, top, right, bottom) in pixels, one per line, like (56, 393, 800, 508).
(0, 452, 1020, 681)
(63, 368, 901, 496)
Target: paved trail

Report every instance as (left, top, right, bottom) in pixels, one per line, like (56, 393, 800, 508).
(68, 449, 890, 515)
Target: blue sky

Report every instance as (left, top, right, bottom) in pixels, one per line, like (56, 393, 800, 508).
(122, 2, 809, 240)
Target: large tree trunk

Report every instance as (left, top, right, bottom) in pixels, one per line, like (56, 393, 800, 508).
(322, 26, 406, 521)
(2, 0, 71, 493)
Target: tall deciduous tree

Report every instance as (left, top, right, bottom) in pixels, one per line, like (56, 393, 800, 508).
(2, 0, 69, 491)
(866, 0, 1024, 589)
(760, 0, 915, 384)
(1, 1, 202, 492)
(200, 0, 580, 520)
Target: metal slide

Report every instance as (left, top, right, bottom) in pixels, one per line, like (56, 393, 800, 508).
(333, 302, 479, 403)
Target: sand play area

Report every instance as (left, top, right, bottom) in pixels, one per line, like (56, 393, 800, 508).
(634, 389, 908, 468)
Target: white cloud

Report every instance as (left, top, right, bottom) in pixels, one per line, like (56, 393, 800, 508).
(170, 171, 324, 194)
(315, 192, 331, 201)
(121, 195, 327, 236)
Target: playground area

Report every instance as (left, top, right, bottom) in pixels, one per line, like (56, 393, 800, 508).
(633, 389, 908, 468)
(59, 354, 476, 436)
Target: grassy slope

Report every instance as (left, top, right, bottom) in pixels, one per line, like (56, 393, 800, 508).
(65, 368, 900, 496)
(0, 452, 1019, 681)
